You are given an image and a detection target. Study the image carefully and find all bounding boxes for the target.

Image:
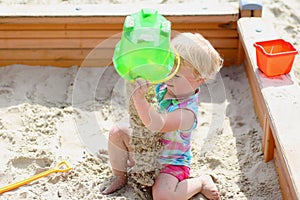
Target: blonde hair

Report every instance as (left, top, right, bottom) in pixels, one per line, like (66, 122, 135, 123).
(171, 32, 223, 79)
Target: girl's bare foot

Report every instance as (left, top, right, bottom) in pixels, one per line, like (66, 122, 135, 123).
(200, 175, 220, 200)
(101, 175, 127, 195)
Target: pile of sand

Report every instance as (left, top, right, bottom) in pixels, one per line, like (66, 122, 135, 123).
(0, 64, 282, 199)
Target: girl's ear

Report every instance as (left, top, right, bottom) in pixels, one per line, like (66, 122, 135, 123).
(197, 78, 206, 85)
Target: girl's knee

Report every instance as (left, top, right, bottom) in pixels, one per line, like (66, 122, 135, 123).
(152, 185, 174, 200)
(109, 126, 130, 142)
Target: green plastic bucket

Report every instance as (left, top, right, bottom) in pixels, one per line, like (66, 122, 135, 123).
(113, 8, 178, 84)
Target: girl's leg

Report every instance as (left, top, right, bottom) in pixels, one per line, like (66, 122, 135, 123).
(152, 173, 219, 200)
(102, 126, 133, 194)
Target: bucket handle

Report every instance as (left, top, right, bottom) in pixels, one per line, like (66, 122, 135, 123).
(150, 53, 181, 84)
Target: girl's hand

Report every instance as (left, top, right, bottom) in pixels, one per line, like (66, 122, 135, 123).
(132, 78, 151, 100)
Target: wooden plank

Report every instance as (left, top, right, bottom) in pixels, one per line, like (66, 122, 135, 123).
(0, 59, 112, 68)
(0, 3, 239, 68)
(217, 49, 238, 58)
(0, 49, 114, 60)
(0, 30, 122, 39)
(0, 3, 239, 25)
(0, 48, 236, 63)
(176, 29, 238, 38)
(237, 38, 244, 66)
(174, 22, 237, 30)
(0, 15, 238, 24)
(244, 59, 266, 127)
(0, 38, 119, 49)
(274, 148, 297, 200)
(238, 17, 300, 200)
(210, 38, 238, 49)
(240, 10, 252, 17)
(166, 15, 239, 23)
(240, 10, 262, 18)
(0, 55, 235, 68)
(263, 116, 275, 162)
(0, 38, 238, 49)
(222, 58, 236, 67)
(0, 29, 238, 39)
(0, 22, 237, 30)
(0, 23, 123, 30)
(0, 16, 125, 24)
(0, 57, 235, 68)
(253, 10, 262, 17)
(0, 3, 239, 17)
(217, 48, 238, 66)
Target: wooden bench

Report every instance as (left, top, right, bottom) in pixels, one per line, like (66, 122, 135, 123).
(238, 17, 300, 200)
(0, 2, 239, 68)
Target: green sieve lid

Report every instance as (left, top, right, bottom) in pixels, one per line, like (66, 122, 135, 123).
(113, 8, 177, 84)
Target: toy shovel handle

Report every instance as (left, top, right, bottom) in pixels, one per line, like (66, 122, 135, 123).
(0, 161, 72, 194)
(53, 161, 72, 173)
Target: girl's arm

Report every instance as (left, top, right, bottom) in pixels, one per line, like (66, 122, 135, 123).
(132, 79, 195, 132)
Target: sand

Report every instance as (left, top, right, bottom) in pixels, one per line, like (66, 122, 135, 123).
(0, 0, 299, 199)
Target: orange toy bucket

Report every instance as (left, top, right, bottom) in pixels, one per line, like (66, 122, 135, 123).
(253, 39, 298, 77)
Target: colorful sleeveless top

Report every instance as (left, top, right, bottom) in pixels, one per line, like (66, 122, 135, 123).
(155, 83, 199, 167)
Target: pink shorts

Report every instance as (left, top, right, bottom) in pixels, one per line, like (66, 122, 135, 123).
(161, 164, 190, 181)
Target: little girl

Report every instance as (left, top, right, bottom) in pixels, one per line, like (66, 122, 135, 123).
(102, 32, 223, 200)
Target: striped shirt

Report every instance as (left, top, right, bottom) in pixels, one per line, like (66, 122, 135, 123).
(155, 83, 199, 167)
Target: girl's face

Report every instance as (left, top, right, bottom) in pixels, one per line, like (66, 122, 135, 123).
(165, 63, 204, 98)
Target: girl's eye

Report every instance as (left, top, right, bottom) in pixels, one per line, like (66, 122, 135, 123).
(175, 75, 180, 78)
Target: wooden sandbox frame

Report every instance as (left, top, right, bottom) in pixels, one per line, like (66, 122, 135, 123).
(0, 2, 299, 200)
(0, 3, 239, 67)
(238, 18, 300, 200)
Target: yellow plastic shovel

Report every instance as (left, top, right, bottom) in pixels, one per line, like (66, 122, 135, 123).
(0, 161, 72, 194)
